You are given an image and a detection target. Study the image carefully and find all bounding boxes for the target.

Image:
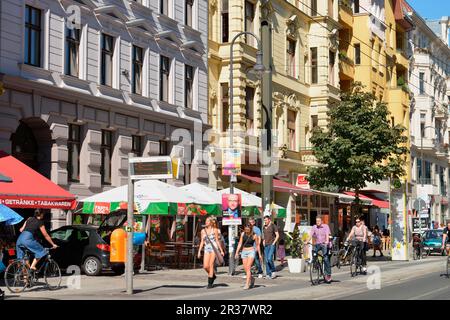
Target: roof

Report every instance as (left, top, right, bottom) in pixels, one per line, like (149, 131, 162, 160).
(343, 191, 389, 209)
(425, 19, 442, 38)
(240, 171, 313, 195)
(0, 151, 76, 209)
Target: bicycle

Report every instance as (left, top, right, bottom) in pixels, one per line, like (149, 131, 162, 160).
(349, 240, 365, 277)
(444, 244, 450, 278)
(4, 245, 61, 293)
(309, 247, 326, 286)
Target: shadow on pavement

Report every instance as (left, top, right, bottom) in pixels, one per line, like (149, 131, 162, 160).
(366, 255, 391, 262)
(131, 284, 211, 294)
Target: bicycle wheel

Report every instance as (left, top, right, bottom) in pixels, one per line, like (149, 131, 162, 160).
(44, 259, 61, 290)
(309, 259, 320, 285)
(350, 252, 358, 277)
(4, 261, 29, 293)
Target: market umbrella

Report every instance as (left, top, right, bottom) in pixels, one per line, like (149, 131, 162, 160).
(218, 188, 286, 218)
(0, 204, 23, 225)
(178, 183, 222, 215)
(80, 180, 195, 215)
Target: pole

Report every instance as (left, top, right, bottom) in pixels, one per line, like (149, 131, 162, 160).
(140, 215, 147, 273)
(126, 153, 135, 294)
(261, 17, 273, 213)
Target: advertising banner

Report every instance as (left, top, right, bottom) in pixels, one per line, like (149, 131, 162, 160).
(391, 187, 408, 260)
(222, 149, 241, 176)
(222, 193, 242, 226)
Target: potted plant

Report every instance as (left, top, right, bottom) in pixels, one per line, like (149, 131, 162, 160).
(286, 226, 306, 273)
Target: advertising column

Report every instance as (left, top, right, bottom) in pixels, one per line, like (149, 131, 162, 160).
(391, 182, 409, 260)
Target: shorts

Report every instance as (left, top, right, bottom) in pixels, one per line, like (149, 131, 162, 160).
(241, 249, 255, 259)
(204, 245, 214, 254)
(16, 231, 47, 259)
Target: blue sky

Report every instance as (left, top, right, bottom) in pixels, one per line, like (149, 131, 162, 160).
(407, 0, 450, 19)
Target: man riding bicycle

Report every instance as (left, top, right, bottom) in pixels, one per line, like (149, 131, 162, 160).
(310, 215, 332, 283)
(16, 209, 58, 272)
(346, 217, 367, 274)
(441, 221, 450, 255)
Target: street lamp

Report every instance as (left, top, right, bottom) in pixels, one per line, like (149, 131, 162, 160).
(228, 31, 265, 276)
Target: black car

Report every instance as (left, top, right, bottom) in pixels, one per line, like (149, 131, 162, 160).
(49, 225, 125, 276)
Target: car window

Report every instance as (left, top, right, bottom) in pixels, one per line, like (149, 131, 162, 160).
(51, 228, 74, 241)
(77, 230, 90, 241)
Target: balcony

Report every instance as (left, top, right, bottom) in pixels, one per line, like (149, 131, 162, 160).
(395, 49, 409, 68)
(339, 53, 355, 80)
(433, 103, 448, 119)
(339, 0, 353, 28)
(388, 87, 409, 108)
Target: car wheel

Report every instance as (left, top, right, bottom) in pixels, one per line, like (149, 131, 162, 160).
(111, 264, 125, 275)
(82, 256, 102, 276)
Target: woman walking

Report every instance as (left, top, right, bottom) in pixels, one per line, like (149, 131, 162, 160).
(235, 224, 262, 290)
(372, 226, 383, 257)
(197, 216, 224, 289)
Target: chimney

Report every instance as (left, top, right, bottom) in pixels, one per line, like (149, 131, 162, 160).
(440, 16, 449, 46)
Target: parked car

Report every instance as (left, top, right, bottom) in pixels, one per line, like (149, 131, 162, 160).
(49, 225, 127, 276)
(422, 229, 445, 255)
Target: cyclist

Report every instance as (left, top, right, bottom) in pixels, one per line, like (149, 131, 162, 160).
(310, 215, 332, 283)
(16, 209, 58, 272)
(345, 217, 367, 274)
(441, 221, 450, 255)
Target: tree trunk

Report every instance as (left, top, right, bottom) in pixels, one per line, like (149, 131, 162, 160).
(350, 189, 362, 223)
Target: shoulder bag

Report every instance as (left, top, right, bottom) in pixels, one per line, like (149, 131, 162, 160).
(205, 229, 225, 266)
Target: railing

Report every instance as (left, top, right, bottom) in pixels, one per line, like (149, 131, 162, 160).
(339, 0, 353, 13)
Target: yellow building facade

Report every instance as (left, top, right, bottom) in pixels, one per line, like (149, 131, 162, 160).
(208, 0, 340, 224)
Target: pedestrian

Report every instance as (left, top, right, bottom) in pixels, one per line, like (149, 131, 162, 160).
(310, 216, 332, 283)
(197, 216, 225, 289)
(263, 214, 279, 279)
(277, 238, 286, 265)
(249, 217, 264, 278)
(372, 225, 383, 257)
(235, 224, 262, 289)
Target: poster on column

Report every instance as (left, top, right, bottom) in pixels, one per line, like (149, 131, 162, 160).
(391, 190, 408, 260)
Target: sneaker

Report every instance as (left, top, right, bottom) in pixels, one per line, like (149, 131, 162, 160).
(270, 273, 277, 279)
(325, 275, 332, 283)
(258, 274, 263, 279)
(241, 275, 247, 279)
(243, 285, 250, 290)
(265, 275, 272, 280)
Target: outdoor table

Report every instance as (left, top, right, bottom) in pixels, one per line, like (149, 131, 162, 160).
(165, 242, 195, 269)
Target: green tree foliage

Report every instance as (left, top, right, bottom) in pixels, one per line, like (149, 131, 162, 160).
(307, 83, 408, 202)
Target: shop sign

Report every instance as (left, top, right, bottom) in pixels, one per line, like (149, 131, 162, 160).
(296, 174, 310, 189)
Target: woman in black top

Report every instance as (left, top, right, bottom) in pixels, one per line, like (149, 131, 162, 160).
(235, 224, 262, 290)
(16, 210, 58, 271)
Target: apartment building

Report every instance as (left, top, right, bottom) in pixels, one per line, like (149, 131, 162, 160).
(0, 0, 208, 228)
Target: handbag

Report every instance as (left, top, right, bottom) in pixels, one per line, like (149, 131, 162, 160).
(205, 229, 225, 266)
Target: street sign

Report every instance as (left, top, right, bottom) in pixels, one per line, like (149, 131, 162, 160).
(413, 198, 427, 211)
(222, 149, 241, 176)
(129, 156, 173, 180)
(412, 217, 428, 232)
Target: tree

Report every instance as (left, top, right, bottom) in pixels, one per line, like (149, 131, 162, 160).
(307, 83, 408, 214)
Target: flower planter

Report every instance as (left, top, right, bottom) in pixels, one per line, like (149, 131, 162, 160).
(287, 258, 306, 273)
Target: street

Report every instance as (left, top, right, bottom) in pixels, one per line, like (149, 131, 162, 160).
(2, 255, 448, 300)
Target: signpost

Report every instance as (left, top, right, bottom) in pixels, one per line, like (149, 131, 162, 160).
(126, 155, 174, 294)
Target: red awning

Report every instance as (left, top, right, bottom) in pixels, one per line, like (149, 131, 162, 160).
(240, 171, 313, 195)
(0, 151, 76, 210)
(344, 191, 389, 209)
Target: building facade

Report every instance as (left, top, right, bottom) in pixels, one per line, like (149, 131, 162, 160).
(208, 0, 340, 228)
(409, 13, 450, 226)
(0, 0, 209, 228)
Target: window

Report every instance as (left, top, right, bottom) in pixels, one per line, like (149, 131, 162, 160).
(221, 0, 229, 43)
(101, 34, 114, 86)
(329, 50, 335, 85)
(132, 46, 143, 95)
(131, 135, 142, 157)
(420, 113, 425, 137)
(245, 87, 255, 133)
(354, 44, 361, 65)
(288, 110, 297, 151)
(185, 65, 194, 109)
(159, 140, 169, 156)
(67, 124, 81, 182)
(244, 1, 255, 46)
(221, 83, 229, 132)
(311, 47, 318, 84)
(354, 0, 360, 13)
(185, 0, 194, 27)
(24, 6, 42, 67)
(311, 115, 318, 129)
(419, 72, 425, 94)
(311, 0, 318, 16)
(160, 56, 170, 102)
(160, 0, 169, 16)
(287, 38, 296, 78)
(65, 27, 80, 76)
(101, 130, 112, 185)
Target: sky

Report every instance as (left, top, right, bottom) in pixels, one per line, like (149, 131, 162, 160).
(407, 0, 450, 19)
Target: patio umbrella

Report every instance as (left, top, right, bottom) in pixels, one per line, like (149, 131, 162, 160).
(0, 204, 23, 225)
(178, 183, 222, 215)
(80, 180, 195, 215)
